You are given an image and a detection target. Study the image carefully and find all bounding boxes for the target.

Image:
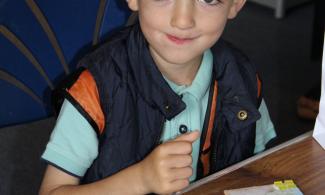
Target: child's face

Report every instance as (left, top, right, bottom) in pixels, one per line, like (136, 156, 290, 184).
(128, 0, 246, 67)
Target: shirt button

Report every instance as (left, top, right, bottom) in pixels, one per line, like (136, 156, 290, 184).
(179, 124, 188, 134)
(237, 110, 248, 121)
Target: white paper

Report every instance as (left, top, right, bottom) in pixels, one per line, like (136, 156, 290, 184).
(224, 184, 303, 195)
(313, 33, 325, 150)
(224, 184, 274, 195)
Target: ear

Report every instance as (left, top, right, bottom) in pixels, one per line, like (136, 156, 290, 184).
(127, 0, 139, 11)
(228, 0, 246, 19)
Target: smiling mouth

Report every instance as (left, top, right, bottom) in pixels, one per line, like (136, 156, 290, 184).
(166, 34, 196, 45)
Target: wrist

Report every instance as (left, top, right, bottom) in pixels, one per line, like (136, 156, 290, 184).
(133, 161, 151, 194)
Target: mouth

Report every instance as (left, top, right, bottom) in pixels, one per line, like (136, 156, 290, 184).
(166, 34, 197, 45)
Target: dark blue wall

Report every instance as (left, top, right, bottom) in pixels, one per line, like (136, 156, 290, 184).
(0, 0, 130, 127)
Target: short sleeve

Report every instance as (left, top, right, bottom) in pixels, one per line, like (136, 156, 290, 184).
(254, 99, 277, 154)
(41, 99, 98, 177)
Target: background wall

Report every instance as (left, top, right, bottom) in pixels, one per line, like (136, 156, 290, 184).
(0, 0, 130, 127)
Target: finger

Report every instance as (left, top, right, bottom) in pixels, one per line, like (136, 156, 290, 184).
(173, 130, 200, 143)
(166, 154, 192, 168)
(169, 166, 193, 181)
(169, 179, 190, 193)
(162, 141, 193, 155)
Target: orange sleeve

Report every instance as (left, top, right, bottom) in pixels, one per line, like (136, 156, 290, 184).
(66, 70, 105, 134)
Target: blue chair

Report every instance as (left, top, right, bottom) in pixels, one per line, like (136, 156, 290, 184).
(0, 0, 131, 127)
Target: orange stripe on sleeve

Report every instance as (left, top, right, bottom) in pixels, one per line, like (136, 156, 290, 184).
(67, 70, 105, 134)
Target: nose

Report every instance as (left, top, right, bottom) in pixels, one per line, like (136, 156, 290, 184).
(171, 0, 195, 30)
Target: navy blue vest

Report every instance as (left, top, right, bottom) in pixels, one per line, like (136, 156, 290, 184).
(65, 23, 262, 183)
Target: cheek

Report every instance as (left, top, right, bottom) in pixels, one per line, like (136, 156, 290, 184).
(200, 21, 228, 48)
(139, 17, 161, 44)
(203, 17, 228, 37)
(197, 9, 228, 32)
(139, 12, 165, 36)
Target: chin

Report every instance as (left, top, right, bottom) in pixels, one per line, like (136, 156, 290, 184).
(165, 51, 202, 65)
(164, 55, 194, 65)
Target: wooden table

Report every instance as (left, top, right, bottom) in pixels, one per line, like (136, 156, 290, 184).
(182, 131, 325, 195)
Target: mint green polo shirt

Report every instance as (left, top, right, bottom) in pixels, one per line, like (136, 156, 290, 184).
(161, 50, 212, 181)
(42, 50, 276, 181)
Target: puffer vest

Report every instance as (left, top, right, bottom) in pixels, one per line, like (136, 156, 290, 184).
(58, 23, 262, 184)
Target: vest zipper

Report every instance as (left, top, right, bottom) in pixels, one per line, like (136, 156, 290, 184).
(210, 116, 223, 172)
(155, 116, 166, 145)
(197, 79, 216, 179)
(197, 115, 210, 179)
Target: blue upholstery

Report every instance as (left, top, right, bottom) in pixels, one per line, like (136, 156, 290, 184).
(0, 0, 130, 126)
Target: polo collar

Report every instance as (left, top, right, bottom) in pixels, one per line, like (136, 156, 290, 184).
(164, 49, 213, 101)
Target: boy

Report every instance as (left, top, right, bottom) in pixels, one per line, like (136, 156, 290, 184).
(39, 0, 276, 194)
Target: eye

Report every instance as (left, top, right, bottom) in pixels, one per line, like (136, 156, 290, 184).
(197, 0, 221, 6)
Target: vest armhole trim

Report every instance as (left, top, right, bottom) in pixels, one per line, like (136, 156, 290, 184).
(65, 70, 105, 135)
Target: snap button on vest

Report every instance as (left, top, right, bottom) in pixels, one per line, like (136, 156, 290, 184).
(237, 110, 248, 120)
(179, 124, 188, 134)
(233, 96, 239, 102)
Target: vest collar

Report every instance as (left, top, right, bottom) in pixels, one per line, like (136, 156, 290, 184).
(211, 41, 261, 131)
(126, 23, 185, 120)
(125, 23, 260, 126)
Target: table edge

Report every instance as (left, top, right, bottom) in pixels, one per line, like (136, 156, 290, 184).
(179, 130, 314, 194)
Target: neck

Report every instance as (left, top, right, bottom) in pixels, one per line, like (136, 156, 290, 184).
(150, 49, 202, 86)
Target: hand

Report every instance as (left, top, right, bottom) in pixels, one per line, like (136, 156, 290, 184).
(139, 131, 200, 194)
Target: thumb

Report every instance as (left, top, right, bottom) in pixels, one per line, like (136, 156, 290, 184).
(173, 130, 200, 143)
